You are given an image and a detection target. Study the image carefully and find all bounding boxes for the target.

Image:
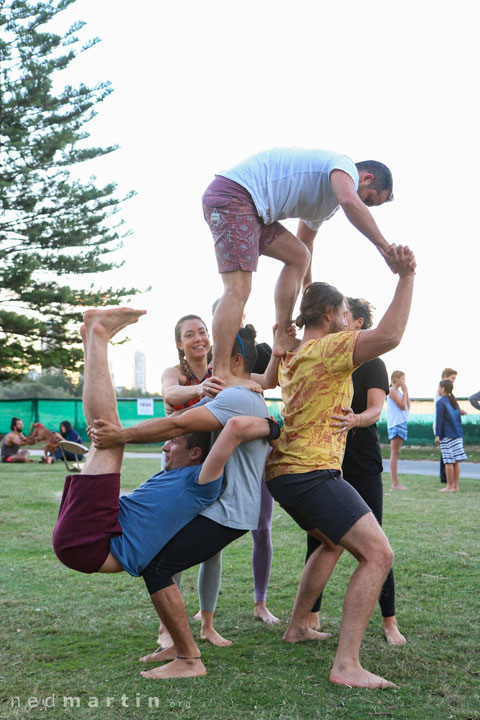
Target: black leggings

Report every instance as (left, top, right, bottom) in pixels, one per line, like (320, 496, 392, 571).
(142, 515, 246, 595)
(306, 472, 396, 618)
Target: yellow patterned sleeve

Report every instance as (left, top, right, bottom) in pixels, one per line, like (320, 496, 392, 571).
(320, 331, 360, 377)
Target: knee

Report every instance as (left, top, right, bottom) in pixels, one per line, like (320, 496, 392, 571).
(222, 274, 252, 303)
(376, 540, 394, 574)
(252, 527, 272, 549)
(295, 241, 311, 271)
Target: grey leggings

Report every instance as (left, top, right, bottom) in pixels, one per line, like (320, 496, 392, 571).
(175, 477, 274, 612)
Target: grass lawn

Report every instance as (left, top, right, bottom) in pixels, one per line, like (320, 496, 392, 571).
(1, 460, 479, 720)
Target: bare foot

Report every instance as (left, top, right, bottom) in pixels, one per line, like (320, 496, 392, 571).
(283, 626, 331, 643)
(192, 610, 202, 621)
(383, 617, 407, 646)
(254, 602, 280, 625)
(272, 327, 297, 357)
(83, 307, 146, 342)
(439, 487, 454, 492)
(391, 484, 408, 490)
(329, 663, 396, 689)
(308, 612, 320, 630)
(200, 626, 232, 647)
(140, 646, 176, 663)
(157, 625, 173, 649)
(140, 657, 206, 679)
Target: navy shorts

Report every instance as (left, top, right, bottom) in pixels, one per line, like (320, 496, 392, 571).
(268, 469, 371, 545)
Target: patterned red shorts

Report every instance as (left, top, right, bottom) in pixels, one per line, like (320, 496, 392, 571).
(202, 176, 286, 273)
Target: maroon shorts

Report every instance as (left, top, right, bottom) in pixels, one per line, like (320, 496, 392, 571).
(52, 473, 123, 574)
(202, 176, 286, 273)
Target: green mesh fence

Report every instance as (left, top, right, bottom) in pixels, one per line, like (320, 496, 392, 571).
(1, 397, 479, 445)
(0, 398, 166, 443)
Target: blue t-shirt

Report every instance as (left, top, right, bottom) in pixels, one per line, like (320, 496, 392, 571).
(109, 465, 223, 576)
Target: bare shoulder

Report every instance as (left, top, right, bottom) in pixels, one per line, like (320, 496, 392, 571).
(162, 364, 187, 385)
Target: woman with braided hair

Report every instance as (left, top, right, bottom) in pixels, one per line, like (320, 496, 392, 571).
(156, 319, 280, 650)
(162, 315, 224, 415)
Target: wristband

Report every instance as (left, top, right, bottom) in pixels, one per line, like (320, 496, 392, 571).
(266, 417, 281, 441)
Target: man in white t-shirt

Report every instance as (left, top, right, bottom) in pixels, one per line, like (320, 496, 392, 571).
(202, 148, 397, 388)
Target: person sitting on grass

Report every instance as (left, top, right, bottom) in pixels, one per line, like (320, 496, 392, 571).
(53, 308, 276, 583)
(0, 417, 34, 463)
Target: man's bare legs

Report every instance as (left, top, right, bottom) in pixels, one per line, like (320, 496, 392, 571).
(7, 450, 33, 463)
(389, 436, 408, 490)
(262, 231, 310, 357)
(212, 270, 252, 384)
(284, 515, 395, 688)
(80, 307, 146, 573)
(283, 532, 341, 644)
(140, 585, 205, 679)
(329, 514, 395, 688)
(212, 233, 309, 380)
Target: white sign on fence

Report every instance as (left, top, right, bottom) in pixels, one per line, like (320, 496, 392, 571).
(137, 398, 154, 416)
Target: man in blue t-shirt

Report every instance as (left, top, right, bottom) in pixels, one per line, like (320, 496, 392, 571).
(89, 319, 280, 681)
(53, 308, 274, 582)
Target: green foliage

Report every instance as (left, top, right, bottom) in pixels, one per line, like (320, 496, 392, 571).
(0, 368, 82, 398)
(0, 0, 138, 381)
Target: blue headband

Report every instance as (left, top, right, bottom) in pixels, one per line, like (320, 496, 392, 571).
(236, 332, 245, 358)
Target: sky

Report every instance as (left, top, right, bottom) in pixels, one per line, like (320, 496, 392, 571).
(47, 0, 479, 399)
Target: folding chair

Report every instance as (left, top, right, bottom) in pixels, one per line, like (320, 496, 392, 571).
(57, 440, 89, 472)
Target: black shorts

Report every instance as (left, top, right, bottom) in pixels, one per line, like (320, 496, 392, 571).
(268, 469, 371, 545)
(142, 515, 246, 595)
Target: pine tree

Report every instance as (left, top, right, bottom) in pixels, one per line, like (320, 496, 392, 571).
(0, 0, 137, 381)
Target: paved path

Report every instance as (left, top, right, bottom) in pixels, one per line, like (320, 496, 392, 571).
(383, 459, 480, 479)
(30, 449, 480, 478)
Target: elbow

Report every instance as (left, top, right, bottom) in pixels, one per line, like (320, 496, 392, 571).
(339, 196, 359, 213)
(163, 389, 176, 405)
(263, 379, 277, 391)
(379, 330, 403, 354)
(225, 416, 250, 440)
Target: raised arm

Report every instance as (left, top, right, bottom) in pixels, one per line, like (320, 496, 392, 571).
(90, 405, 222, 448)
(331, 388, 386, 437)
(353, 245, 415, 366)
(388, 386, 408, 411)
(197, 416, 277, 485)
(297, 220, 319, 290)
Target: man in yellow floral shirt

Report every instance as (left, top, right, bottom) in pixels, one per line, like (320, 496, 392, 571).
(265, 245, 415, 689)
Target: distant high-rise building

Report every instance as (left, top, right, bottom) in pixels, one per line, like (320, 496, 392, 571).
(108, 361, 115, 388)
(134, 350, 147, 393)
